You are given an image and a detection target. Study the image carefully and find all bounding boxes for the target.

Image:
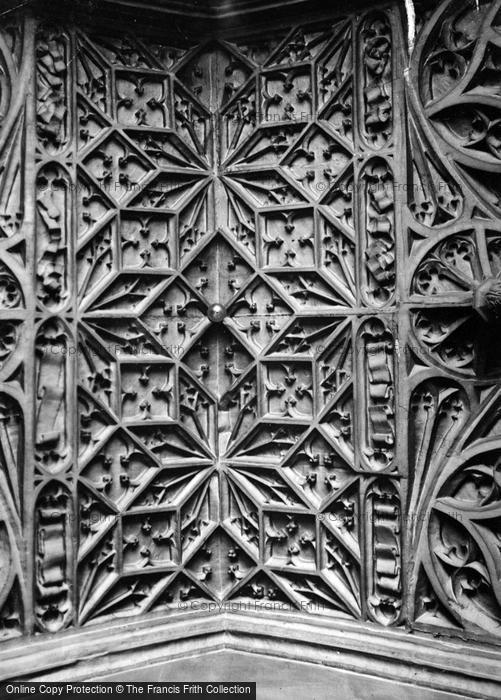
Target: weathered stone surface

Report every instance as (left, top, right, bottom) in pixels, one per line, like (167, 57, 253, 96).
(0, 0, 501, 692)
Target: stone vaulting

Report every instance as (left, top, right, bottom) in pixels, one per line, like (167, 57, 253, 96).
(1, 1, 501, 689)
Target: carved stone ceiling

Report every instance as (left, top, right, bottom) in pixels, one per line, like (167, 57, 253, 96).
(1, 0, 501, 651)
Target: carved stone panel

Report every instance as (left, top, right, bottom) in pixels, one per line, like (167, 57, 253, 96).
(0, 3, 404, 642)
(1, 0, 501, 653)
(407, 0, 501, 643)
(0, 12, 28, 641)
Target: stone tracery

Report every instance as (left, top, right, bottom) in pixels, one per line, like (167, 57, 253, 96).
(1, 0, 501, 653)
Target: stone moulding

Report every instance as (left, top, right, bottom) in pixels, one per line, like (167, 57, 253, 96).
(0, 612, 500, 698)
